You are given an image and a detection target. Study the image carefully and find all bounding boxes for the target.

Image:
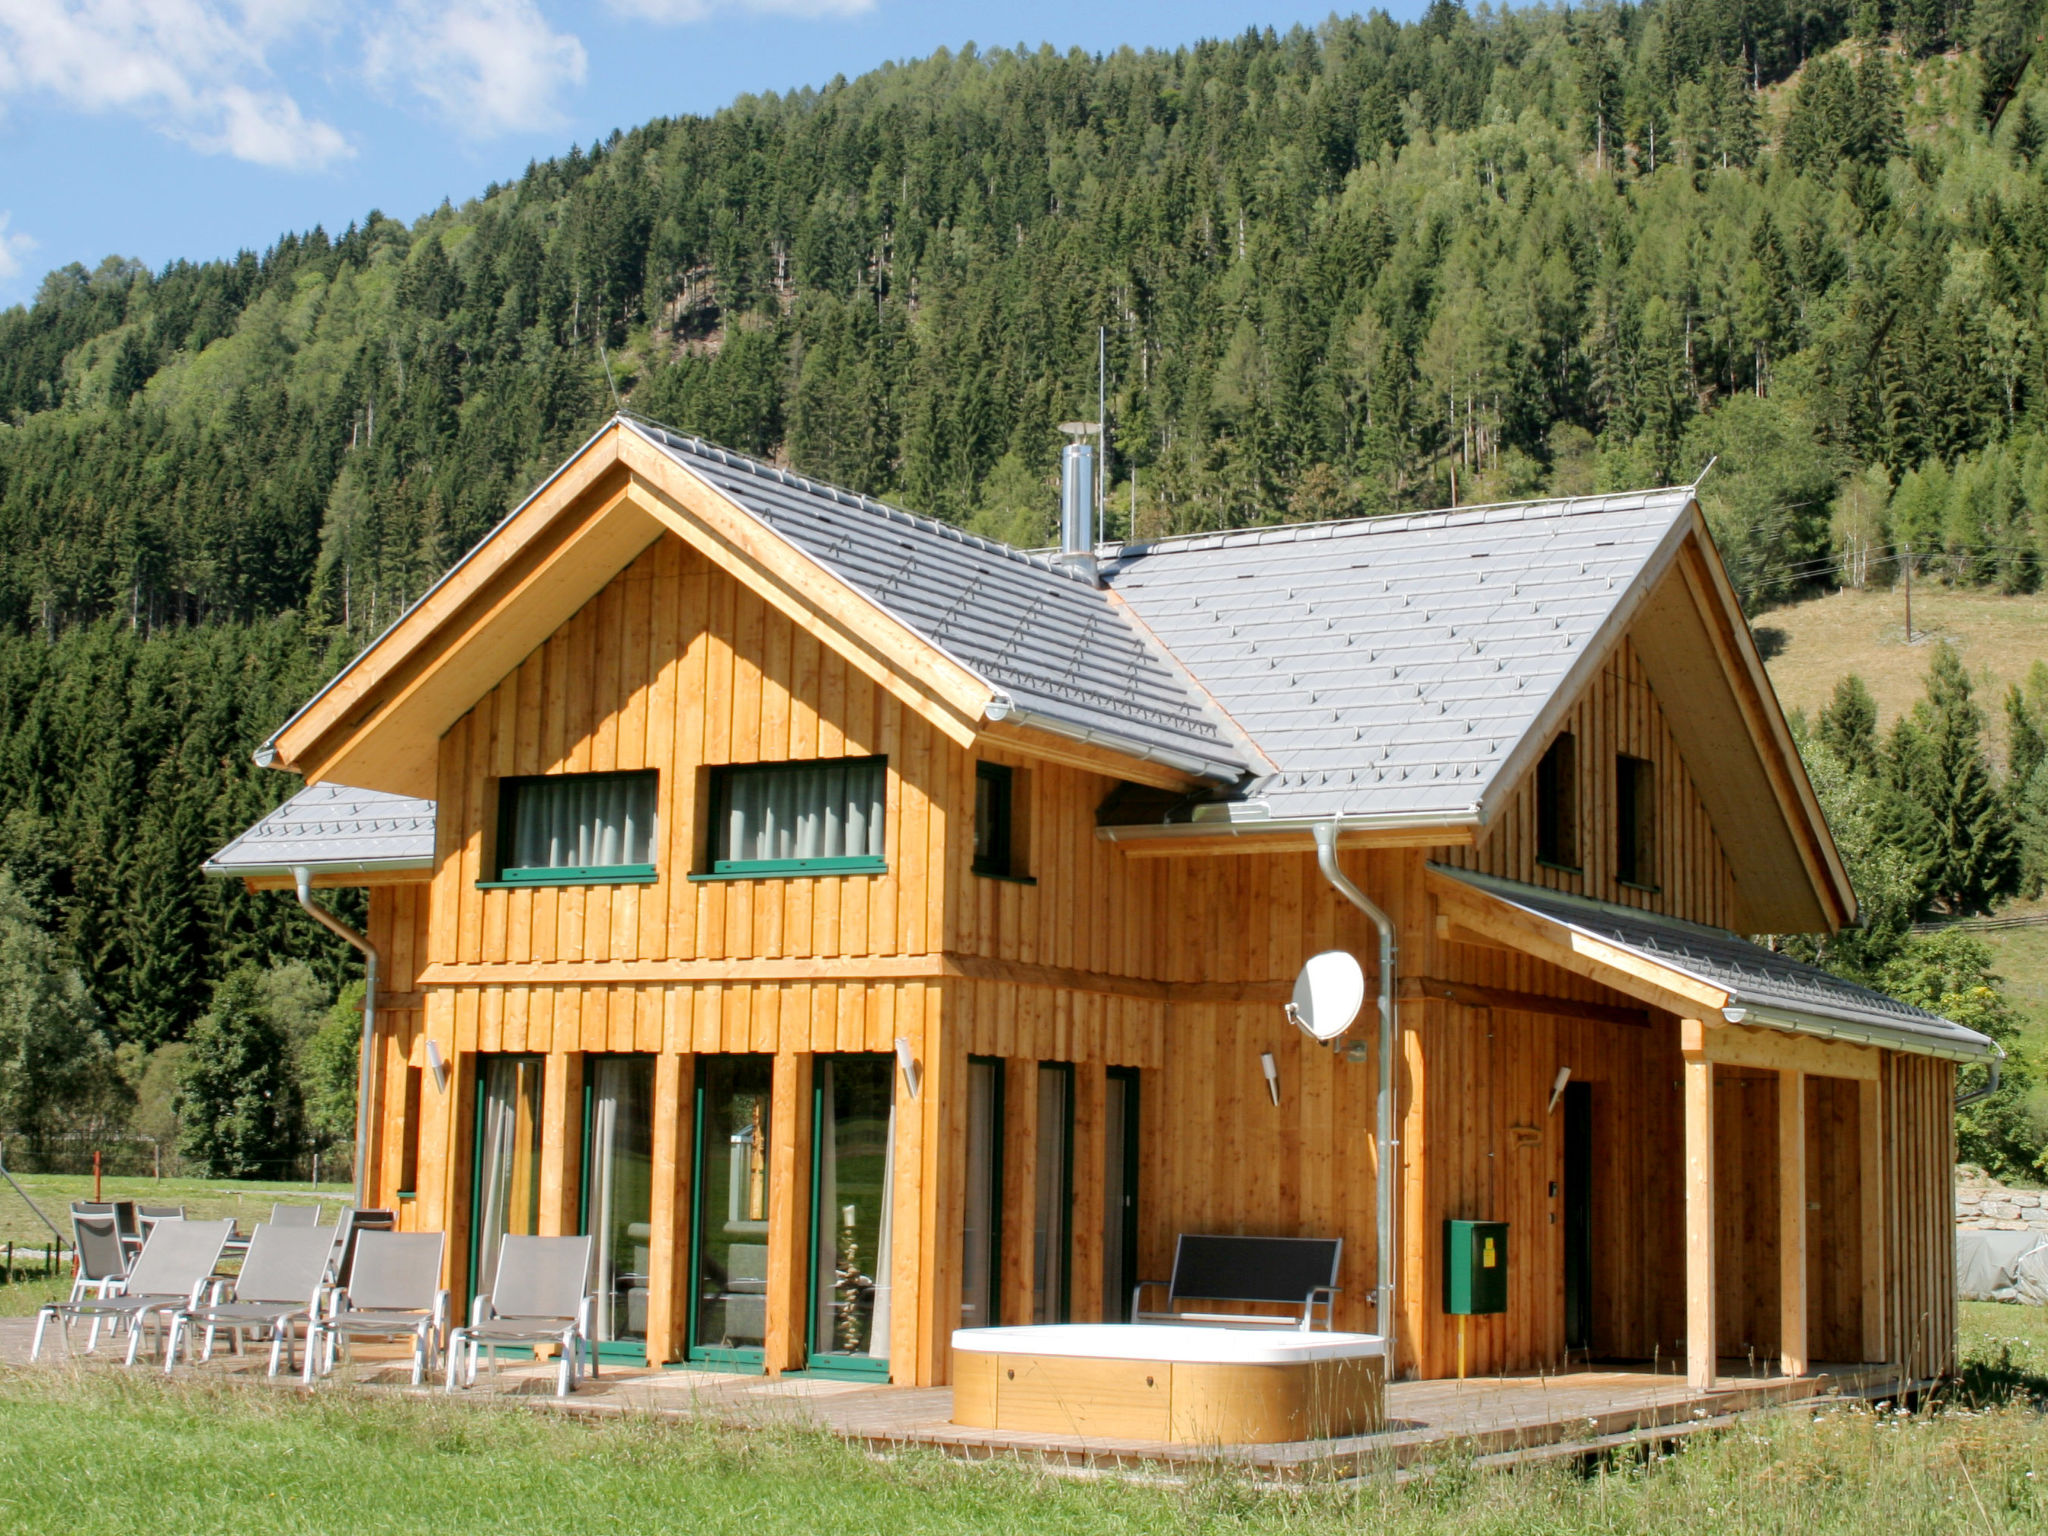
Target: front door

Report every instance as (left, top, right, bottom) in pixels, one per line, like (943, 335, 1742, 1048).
(689, 1054, 774, 1365)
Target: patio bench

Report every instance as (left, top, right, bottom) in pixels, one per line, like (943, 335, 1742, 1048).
(1131, 1234, 1340, 1331)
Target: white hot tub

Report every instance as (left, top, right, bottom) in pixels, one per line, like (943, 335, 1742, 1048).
(950, 1324, 1387, 1443)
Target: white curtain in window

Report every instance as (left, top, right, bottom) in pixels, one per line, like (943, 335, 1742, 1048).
(475, 1057, 543, 1302)
(723, 761, 884, 864)
(510, 774, 655, 870)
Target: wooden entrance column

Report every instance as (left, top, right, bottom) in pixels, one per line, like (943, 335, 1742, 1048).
(1778, 1067, 1808, 1379)
(1680, 1020, 1715, 1391)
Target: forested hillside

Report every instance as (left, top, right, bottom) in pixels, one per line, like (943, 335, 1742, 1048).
(5, 0, 2048, 1173)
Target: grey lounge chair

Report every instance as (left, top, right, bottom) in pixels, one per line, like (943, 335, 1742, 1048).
(328, 1208, 397, 1286)
(270, 1203, 321, 1226)
(31, 1219, 233, 1365)
(62, 1213, 129, 1354)
(165, 1222, 335, 1376)
(305, 1231, 448, 1386)
(446, 1234, 596, 1398)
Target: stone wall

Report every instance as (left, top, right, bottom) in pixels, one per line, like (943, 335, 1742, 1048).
(1957, 1173, 2048, 1234)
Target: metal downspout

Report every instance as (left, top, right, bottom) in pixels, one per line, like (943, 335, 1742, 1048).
(293, 868, 379, 1209)
(1955, 1054, 2004, 1108)
(1311, 820, 1399, 1371)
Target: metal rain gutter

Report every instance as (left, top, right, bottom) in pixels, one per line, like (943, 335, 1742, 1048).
(1310, 820, 1399, 1374)
(1722, 1002, 2004, 1067)
(293, 867, 380, 1208)
(982, 690, 1244, 784)
(1098, 809, 1481, 845)
(203, 858, 433, 881)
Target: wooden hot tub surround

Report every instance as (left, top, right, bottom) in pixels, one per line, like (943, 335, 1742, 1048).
(950, 1325, 1387, 1444)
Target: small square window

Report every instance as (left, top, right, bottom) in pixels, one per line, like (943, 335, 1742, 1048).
(703, 757, 887, 877)
(1535, 732, 1579, 871)
(494, 770, 658, 886)
(1616, 754, 1656, 888)
(974, 762, 1031, 880)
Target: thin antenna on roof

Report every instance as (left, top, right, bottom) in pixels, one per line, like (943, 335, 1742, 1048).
(598, 341, 623, 413)
(1691, 455, 1718, 490)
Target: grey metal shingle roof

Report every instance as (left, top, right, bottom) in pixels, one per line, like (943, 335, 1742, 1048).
(1438, 867, 1997, 1060)
(625, 418, 1250, 780)
(1105, 489, 1697, 823)
(204, 784, 436, 878)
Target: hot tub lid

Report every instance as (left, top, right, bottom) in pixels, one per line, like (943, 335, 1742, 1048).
(950, 1323, 1385, 1364)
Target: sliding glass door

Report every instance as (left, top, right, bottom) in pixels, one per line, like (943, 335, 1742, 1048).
(471, 1055, 544, 1309)
(1032, 1063, 1073, 1325)
(1103, 1068, 1140, 1322)
(808, 1054, 896, 1375)
(960, 1057, 1003, 1329)
(581, 1055, 655, 1361)
(689, 1055, 773, 1365)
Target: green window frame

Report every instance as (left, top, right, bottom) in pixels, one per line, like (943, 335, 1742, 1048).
(692, 756, 888, 880)
(485, 769, 659, 888)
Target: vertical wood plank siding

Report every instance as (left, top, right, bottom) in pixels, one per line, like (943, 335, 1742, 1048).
(349, 538, 1961, 1388)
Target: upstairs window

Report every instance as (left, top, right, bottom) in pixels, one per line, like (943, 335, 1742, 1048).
(495, 770, 657, 885)
(973, 762, 1032, 881)
(1535, 732, 1579, 871)
(705, 757, 887, 877)
(1616, 754, 1656, 888)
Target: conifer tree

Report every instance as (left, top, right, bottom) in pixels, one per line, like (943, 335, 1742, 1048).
(1905, 645, 2019, 913)
(1819, 674, 1882, 776)
(174, 966, 304, 1179)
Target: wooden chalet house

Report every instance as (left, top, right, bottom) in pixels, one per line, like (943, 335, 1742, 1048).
(207, 415, 1996, 1393)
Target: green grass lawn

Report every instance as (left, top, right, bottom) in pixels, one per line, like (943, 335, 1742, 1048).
(0, 1305, 2042, 1534)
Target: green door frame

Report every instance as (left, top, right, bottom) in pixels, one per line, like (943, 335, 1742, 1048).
(578, 1053, 655, 1366)
(467, 1053, 545, 1327)
(803, 1053, 893, 1379)
(685, 1054, 771, 1369)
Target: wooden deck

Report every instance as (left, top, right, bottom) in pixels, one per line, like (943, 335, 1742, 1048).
(1, 1319, 1917, 1477)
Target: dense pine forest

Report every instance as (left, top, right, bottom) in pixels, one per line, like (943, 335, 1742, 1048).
(5, 0, 2048, 1176)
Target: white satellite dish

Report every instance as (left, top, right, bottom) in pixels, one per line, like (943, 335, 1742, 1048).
(1286, 951, 1367, 1043)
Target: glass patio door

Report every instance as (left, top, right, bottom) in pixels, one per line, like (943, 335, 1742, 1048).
(959, 1057, 1002, 1329)
(472, 1055, 544, 1309)
(582, 1055, 655, 1361)
(809, 1055, 896, 1375)
(689, 1055, 774, 1364)
(1033, 1063, 1073, 1324)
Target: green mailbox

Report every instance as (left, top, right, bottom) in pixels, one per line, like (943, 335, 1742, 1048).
(1443, 1219, 1508, 1316)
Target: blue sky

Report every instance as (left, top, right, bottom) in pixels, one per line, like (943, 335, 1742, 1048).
(0, 2, 1431, 310)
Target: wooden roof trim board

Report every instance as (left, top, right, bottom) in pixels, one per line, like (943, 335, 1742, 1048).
(1425, 865, 1728, 1019)
(613, 432, 993, 746)
(977, 717, 1201, 792)
(269, 421, 1052, 794)
(270, 431, 635, 788)
(1672, 519, 1854, 926)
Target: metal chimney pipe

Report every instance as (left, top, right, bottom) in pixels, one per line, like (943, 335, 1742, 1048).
(1059, 441, 1098, 583)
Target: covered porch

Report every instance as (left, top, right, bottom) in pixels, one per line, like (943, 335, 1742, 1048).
(1425, 867, 1984, 1391)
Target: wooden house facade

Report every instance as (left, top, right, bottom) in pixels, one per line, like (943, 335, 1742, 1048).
(208, 417, 1995, 1394)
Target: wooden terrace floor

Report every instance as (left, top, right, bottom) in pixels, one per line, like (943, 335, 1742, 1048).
(0, 1318, 1914, 1477)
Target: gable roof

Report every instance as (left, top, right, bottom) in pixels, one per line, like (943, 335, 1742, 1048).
(1105, 488, 1694, 827)
(622, 419, 1250, 780)
(203, 783, 436, 880)
(1434, 868, 1997, 1062)
(243, 416, 1844, 929)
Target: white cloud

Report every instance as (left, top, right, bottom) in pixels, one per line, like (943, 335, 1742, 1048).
(0, 213, 37, 283)
(0, 0, 355, 169)
(362, 0, 586, 138)
(606, 0, 874, 21)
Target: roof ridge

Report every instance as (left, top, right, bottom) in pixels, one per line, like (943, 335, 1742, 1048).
(617, 412, 1095, 586)
(1103, 485, 1698, 560)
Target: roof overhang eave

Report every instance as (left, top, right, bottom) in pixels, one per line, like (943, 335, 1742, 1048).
(1099, 807, 1483, 844)
(1720, 1000, 2002, 1064)
(982, 693, 1246, 784)
(201, 857, 435, 881)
